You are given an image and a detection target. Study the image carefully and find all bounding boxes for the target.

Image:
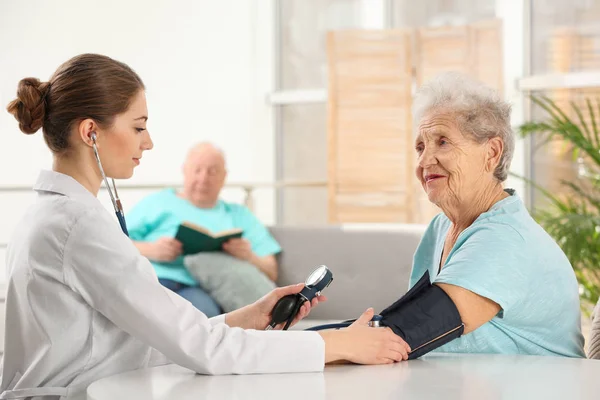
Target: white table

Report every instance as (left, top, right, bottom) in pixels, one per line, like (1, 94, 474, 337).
(87, 353, 600, 400)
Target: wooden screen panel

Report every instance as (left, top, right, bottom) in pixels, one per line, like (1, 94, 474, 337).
(415, 25, 471, 85)
(471, 19, 504, 96)
(415, 19, 503, 91)
(327, 30, 415, 223)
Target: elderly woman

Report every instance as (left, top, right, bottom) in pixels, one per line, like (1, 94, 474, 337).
(401, 72, 585, 357)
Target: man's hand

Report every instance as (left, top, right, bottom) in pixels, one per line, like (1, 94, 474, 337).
(222, 238, 253, 261)
(148, 237, 183, 262)
(223, 238, 278, 281)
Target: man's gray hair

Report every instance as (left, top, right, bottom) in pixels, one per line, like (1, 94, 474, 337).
(412, 72, 514, 182)
(186, 142, 227, 167)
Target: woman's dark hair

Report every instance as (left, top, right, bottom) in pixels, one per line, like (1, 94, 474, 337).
(7, 53, 145, 154)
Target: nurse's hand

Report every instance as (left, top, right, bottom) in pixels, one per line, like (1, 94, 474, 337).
(257, 284, 327, 330)
(319, 308, 411, 365)
(225, 283, 326, 330)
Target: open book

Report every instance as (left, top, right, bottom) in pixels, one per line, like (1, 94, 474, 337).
(175, 221, 243, 255)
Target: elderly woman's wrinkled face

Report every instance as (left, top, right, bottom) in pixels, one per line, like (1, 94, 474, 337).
(415, 113, 489, 207)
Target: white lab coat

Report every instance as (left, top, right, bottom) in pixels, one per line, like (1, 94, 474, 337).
(0, 170, 324, 400)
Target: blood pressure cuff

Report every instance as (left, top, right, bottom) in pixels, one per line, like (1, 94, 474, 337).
(380, 271, 464, 360)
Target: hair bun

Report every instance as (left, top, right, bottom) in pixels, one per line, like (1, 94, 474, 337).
(6, 77, 51, 135)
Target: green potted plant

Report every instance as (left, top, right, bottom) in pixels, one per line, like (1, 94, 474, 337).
(519, 95, 600, 312)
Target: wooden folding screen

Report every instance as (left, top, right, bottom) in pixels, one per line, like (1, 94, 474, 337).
(327, 30, 415, 223)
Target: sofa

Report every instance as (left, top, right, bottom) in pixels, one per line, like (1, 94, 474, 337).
(270, 224, 427, 329)
(0, 224, 427, 352)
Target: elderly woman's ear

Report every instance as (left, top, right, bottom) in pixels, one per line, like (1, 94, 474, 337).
(485, 137, 504, 174)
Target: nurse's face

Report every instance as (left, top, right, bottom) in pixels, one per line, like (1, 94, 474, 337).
(94, 90, 154, 179)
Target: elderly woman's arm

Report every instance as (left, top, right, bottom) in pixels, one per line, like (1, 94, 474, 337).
(435, 283, 501, 334)
(429, 224, 529, 335)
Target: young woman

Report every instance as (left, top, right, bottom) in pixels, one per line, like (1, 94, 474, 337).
(1, 54, 409, 400)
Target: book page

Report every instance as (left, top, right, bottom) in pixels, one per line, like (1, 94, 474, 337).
(214, 228, 243, 238)
(181, 221, 213, 236)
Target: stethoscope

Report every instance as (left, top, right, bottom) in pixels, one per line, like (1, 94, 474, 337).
(90, 132, 129, 236)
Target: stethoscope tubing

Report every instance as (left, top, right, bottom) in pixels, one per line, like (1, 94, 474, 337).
(91, 135, 129, 236)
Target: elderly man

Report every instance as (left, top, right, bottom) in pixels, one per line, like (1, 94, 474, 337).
(126, 143, 281, 317)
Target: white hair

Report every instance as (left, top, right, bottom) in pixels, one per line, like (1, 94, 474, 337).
(186, 142, 227, 167)
(412, 72, 514, 182)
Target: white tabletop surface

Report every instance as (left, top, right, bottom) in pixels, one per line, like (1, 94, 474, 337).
(87, 353, 600, 400)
